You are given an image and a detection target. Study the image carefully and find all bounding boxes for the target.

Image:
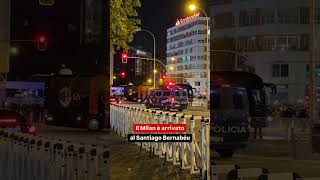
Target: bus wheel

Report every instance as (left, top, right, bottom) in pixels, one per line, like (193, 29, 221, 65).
(88, 118, 99, 131)
(217, 150, 234, 159)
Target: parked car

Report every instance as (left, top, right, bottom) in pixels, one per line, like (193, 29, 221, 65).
(0, 109, 36, 135)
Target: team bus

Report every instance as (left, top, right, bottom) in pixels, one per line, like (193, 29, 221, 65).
(40, 74, 109, 130)
(210, 70, 276, 158)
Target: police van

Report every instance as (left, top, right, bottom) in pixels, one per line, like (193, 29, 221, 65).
(145, 87, 188, 111)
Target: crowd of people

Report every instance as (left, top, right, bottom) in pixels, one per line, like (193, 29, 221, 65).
(271, 104, 309, 119)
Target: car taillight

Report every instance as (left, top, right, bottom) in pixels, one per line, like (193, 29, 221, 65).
(171, 97, 175, 103)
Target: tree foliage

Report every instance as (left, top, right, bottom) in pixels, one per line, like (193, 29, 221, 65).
(110, 0, 141, 53)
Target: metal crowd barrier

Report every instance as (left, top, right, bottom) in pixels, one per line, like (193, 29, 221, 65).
(110, 103, 211, 179)
(0, 129, 110, 180)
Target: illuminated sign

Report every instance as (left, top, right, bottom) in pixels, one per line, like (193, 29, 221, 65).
(175, 12, 200, 26)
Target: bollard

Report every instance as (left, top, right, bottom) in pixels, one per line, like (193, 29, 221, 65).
(88, 146, 98, 180)
(190, 115, 196, 174)
(66, 144, 76, 180)
(37, 139, 47, 180)
(53, 142, 65, 180)
(78, 144, 88, 180)
(29, 138, 38, 180)
(97, 145, 110, 180)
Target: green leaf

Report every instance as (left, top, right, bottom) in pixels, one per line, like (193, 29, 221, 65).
(110, 0, 141, 53)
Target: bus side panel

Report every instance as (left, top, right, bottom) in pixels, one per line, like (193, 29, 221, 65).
(89, 75, 109, 128)
(89, 78, 99, 115)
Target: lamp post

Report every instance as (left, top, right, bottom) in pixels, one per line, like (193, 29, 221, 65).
(135, 29, 156, 89)
(189, 4, 210, 98)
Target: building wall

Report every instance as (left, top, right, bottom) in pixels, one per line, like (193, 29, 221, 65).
(210, 0, 320, 104)
(166, 15, 210, 95)
(0, 0, 10, 74)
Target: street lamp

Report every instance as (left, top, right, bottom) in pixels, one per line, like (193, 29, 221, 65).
(188, 3, 210, 98)
(135, 29, 156, 89)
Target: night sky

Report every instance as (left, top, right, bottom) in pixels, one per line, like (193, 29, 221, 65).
(131, 0, 190, 60)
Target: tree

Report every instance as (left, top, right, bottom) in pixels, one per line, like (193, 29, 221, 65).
(110, 0, 141, 53)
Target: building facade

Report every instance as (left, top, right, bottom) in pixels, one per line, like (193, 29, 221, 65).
(0, 0, 10, 76)
(166, 13, 210, 95)
(209, 0, 320, 104)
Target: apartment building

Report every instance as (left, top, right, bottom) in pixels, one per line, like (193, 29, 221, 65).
(166, 12, 210, 95)
(209, 0, 320, 103)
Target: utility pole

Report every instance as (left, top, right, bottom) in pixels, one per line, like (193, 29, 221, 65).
(309, 0, 317, 127)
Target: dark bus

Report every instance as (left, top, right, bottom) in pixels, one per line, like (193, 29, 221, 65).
(42, 74, 109, 130)
(210, 71, 276, 158)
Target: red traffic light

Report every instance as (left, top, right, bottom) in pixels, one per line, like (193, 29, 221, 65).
(162, 75, 166, 79)
(120, 71, 126, 78)
(35, 34, 48, 51)
(121, 52, 128, 63)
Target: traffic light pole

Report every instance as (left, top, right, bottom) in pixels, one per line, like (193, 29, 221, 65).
(134, 29, 156, 89)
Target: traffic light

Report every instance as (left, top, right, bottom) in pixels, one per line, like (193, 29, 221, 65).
(121, 52, 128, 63)
(162, 75, 166, 79)
(39, 0, 54, 5)
(120, 71, 126, 78)
(35, 34, 48, 51)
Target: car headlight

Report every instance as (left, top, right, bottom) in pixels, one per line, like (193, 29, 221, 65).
(47, 116, 53, 121)
(76, 116, 82, 121)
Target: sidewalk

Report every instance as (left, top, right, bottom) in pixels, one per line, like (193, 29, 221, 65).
(34, 123, 199, 180)
(98, 132, 199, 180)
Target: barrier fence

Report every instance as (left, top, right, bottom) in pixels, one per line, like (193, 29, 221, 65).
(110, 103, 211, 179)
(110, 103, 320, 179)
(0, 129, 110, 180)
